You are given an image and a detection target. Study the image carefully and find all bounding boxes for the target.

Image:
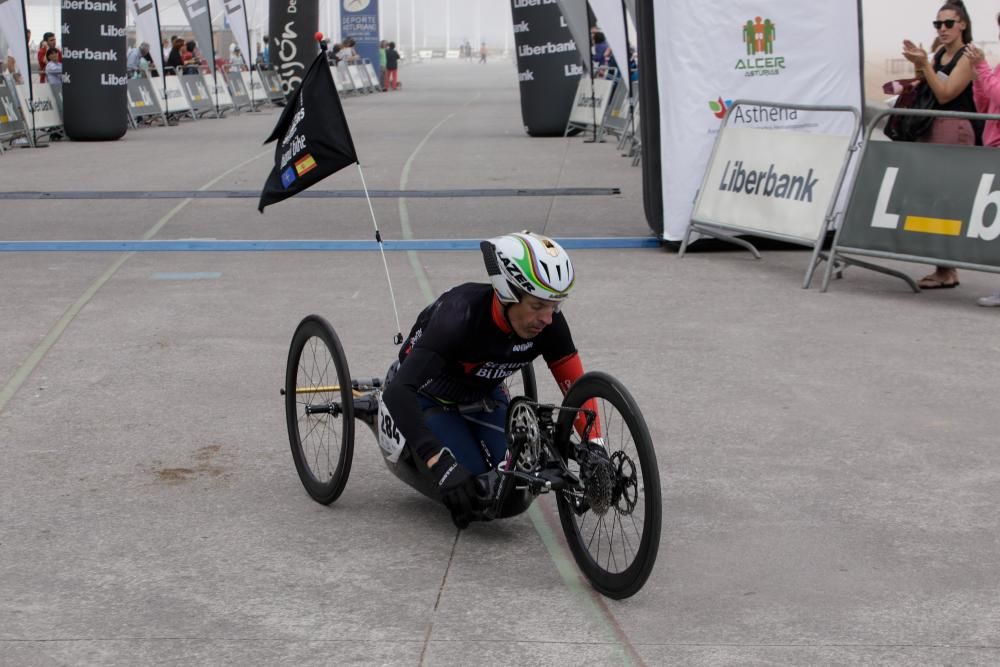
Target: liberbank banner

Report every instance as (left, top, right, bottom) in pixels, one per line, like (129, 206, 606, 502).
(694, 127, 849, 242)
(62, 0, 128, 140)
(511, 0, 582, 136)
(646, 0, 862, 241)
(838, 142, 1000, 270)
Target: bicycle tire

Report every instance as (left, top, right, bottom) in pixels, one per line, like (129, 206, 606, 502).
(505, 362, 537, 401)
(284, 315, 355, 505)
(554, 371, 661, 599)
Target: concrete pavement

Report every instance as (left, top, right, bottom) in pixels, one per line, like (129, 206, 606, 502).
(2, 58, 1000, 666)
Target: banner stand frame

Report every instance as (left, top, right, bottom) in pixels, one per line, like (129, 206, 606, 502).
(820, 107, 1000, 293)
(565, 67, 618, 140)
(678, 99, 862, 290)
(7, 79, 45, 148)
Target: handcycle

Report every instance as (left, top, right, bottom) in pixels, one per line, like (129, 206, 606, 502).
(281, 314, 662, 599)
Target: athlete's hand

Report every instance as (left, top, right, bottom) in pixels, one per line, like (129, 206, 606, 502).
(429, 450, 485, 529)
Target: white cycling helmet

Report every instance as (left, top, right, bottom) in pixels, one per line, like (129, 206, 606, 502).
(480, 231, 574, 304)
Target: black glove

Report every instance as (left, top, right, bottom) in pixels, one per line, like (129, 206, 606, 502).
(429, 449, 485, 529)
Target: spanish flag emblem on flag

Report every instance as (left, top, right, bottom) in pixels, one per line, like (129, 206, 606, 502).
(295, 154, 317, 177)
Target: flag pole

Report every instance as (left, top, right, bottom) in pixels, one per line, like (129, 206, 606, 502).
(355, 162, 404, 345)
(316, 28, 401, 345)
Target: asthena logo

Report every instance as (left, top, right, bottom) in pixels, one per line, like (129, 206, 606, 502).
(709, 97, 733, 119)
(736, 16, 785, 77)
(708, 97, 798, 125)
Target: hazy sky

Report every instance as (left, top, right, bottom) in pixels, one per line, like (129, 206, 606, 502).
(863, 0, 999, 57)
(14, 0, 1000, 55)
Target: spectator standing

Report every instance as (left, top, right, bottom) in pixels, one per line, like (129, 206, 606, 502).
(262, 36, 270, 68)
(6, 53, 22, 84)
(127, 42, 143, 76)
(37, 32, 60, 83)
(44, 47, 63, 119)
(967, 13, 1000, 307)
(479, 42, 487, 64)
(183, 40, 200, 74)
(166, 37, 184, 75)
(385, 41, 400, 90)
(379, 40, 388, 90)
(901, 0, 977, 290)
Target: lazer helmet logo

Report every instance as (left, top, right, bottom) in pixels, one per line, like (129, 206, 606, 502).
(709, 97, 733, 119)
(498, 252, 535, 293)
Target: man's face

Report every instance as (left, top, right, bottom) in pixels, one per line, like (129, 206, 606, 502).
(507, 293, 560, 339)
(47, 36, 56, 47)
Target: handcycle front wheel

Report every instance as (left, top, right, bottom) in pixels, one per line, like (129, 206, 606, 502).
(554, 372, 662, 599)
(284, 315, 355, 505)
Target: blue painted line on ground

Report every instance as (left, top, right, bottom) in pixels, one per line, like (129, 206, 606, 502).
(0, 238, 661, 252)
(150, 272, 223, 280)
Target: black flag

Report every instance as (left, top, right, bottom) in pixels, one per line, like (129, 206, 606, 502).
(258, 50, 359, 212)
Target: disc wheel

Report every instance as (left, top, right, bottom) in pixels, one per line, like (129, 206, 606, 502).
(284, 315, 354, 505)
(554, 372, 662, 599)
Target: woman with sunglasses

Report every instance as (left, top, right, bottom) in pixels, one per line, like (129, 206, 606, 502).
(901, 1, 977, 290)
(966, 13, 1000, 306)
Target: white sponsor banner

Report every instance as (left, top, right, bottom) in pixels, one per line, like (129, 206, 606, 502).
(126, 0, 165, 77)
(156, 75, 192, 112)
(179, 0, 214, 73)
(589, 0, 628, 75)
(694, 127, 849, 242)
(249, 73, 268, 102)
(655, 0, 861, 241)
(202, 72, 232, 108)
(221, 0, 251, 64)
(567, 76, 614, 126)
(0, 0, 29, 89)
(16, 83, 61, 129)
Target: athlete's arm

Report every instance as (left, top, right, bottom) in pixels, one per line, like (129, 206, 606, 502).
(548, 352, 602, 440)
(382, 346, 449, 463)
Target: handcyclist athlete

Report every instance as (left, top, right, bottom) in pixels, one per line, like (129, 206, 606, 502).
(381, 231, 599, 528)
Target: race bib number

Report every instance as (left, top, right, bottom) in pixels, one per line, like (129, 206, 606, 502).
(377, 392, 405, 463)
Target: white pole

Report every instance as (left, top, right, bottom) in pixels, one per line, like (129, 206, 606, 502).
(355, 164, 404, 344)
(395, 0, 400, 45)
(410, 0, 415, 56)
(445, 0, 450, 51)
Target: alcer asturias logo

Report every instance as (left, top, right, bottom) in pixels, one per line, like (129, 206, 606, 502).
(737, 16, 785, 77)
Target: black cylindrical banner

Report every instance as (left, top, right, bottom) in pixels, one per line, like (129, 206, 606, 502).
(511, 0, 583, 137)
(62, 0, 127, 140)
(268, 0, 319, 96)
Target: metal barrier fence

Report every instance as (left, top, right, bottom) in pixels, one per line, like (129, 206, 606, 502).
(822, 107, 1000, 292)
(679, 99, 862, 289)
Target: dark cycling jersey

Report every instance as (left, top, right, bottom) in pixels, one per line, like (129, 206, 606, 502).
(382, 282, 577, 462)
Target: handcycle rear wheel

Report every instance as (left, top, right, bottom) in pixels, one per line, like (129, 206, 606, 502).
(505, 362, 537, 401)
(284, 315, 355, 505)
(554, 372, 662, 599)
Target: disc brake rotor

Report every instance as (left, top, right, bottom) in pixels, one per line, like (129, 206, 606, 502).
(508, 400, 541, 471)
(611, 450, 639, 515)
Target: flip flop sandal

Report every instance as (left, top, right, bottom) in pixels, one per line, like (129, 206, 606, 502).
(918, 276, 960, 289)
